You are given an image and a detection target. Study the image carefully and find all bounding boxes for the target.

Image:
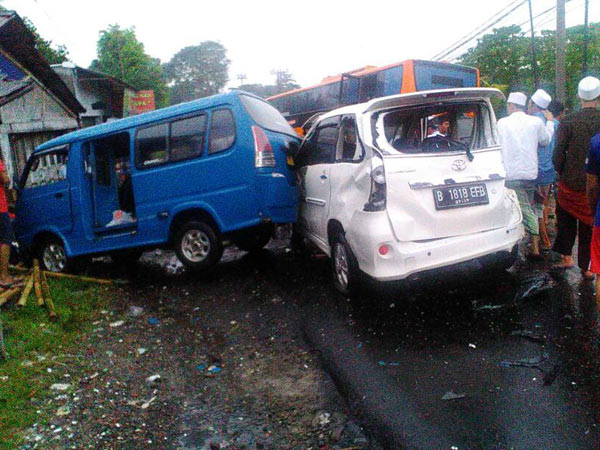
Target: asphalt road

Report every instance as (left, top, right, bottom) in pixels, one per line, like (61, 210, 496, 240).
(86, 238, 600, 449)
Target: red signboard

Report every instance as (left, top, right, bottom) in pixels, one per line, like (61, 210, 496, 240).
(125, 90, 155, 116)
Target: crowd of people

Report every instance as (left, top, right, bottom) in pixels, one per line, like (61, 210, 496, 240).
(499, 76, 600, 307)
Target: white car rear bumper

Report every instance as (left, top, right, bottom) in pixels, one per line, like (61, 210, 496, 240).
(345, 210, 523, 282)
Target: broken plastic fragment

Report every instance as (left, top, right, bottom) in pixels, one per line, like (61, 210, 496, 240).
(442, 391, 466, 400)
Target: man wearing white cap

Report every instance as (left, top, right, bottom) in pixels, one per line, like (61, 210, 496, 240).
(528, 89, 555, 251)
(554, 76, 600, 279)
(498, 91, 554, 259)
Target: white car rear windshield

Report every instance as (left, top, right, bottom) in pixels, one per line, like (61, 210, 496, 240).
(374, 101, 498, 155)
(240, 94, 296, 136)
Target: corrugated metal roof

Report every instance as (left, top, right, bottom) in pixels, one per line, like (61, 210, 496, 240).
(0, 11, 85, 115)
(0, 78, 33, 106)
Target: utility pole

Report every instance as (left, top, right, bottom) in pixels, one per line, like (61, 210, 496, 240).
(556, 0, 566, 104)
(237, 73, 247, 87)
(583, 0, 589, 76)
(528, 0, 539, 89)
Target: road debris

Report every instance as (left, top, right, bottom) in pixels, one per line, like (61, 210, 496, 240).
(141, 396, 157, 409)
(110, 320, 125, 328)
(499, 355, 547, 370)
(513, 272, 555, 303)
(511, 329, 546, 344)
(441, 391, 466, 401)
(50, 383, 71, 391)
(129, 306, 144, 317)
(145, 374, 161, 386)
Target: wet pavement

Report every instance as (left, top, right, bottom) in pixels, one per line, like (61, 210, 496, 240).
(28, 236, 600, 449)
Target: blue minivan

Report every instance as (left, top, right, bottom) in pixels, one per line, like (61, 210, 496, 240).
(14, 91, 300, 272)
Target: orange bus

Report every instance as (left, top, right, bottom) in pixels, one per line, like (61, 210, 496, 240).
(267, 59, 480, 130)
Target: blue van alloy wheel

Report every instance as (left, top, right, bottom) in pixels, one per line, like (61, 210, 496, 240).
(182, 230, 211, 262)
(40, 237, 69, 273)
(174, 221, 223, 271)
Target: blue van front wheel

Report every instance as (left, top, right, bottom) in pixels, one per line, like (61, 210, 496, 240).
(39, 237, 70, 273)
(174, 221, 223, 271)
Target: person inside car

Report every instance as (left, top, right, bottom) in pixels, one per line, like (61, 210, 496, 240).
(428, 115, 450, 137)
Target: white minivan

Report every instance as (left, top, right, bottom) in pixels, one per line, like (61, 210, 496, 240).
(294, 88, 523, 294)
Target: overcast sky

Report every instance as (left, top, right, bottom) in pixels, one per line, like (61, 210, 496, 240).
(2, 0, 598, 89)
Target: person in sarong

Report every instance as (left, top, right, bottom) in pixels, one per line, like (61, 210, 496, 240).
(553, 76, 600, 279)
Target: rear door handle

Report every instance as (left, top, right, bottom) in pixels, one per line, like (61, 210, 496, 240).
(55, 193, 64, 199)
(320, 174, 328, 180)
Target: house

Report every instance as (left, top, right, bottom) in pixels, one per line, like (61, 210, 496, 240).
(0, 11, 85, 181)
(52, 63, 136, 127)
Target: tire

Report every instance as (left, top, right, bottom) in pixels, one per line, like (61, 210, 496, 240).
(232, 224, 273, 252)
(174, 221, 223, 271)
(330, 233, 360, 296)
(38, 236, 70, 273)
(111, 249, 144, 267)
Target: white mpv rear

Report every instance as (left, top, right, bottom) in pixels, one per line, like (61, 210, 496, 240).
(295, 88, 523, 294)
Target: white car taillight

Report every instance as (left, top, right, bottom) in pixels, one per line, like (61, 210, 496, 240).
(364, 164, 387, 212)
(252, 126, 276, 168)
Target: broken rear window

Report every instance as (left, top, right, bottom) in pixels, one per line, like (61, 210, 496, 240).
(375, 101, 498, 155)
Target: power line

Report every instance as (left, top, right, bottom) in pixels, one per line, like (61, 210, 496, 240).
(444, 0, 583, 62)
(433, 0, 528, 61)
(521, 0, 585, 35)
(431, 0, 526, 60)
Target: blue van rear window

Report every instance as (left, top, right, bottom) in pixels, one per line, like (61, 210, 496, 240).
(241, 95, 296, 136)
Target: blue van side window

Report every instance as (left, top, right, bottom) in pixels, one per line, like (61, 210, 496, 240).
(208, 109, 236, 154)
(171, 114, 206, 161)
(136, 123, 168, 167)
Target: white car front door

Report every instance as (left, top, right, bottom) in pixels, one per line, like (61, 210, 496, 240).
(298, 117, 339, 246)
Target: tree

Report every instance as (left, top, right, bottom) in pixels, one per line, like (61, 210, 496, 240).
(22, 18, 69, 65)
(459, 23, 600, 109)
(460, 25, 531, 93)
(90, 25, 168, 107)
(0, 4, 69, 64)
(162, 41, 230, 105)
(239, 70, 300, 99)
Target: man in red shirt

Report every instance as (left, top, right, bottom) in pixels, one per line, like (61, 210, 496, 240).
(0, 159, 16, 287)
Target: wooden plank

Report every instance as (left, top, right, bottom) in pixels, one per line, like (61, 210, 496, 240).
(17, 275, 34, 307)
(41, 272, 57, 322)
(33, 260, 44, 306)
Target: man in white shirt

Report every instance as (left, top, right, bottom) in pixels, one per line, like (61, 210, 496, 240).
(428, 114, 450, 137)
(498, 92, 554, 259)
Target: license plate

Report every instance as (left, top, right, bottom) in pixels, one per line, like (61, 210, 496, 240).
(433, 183, 489, 210)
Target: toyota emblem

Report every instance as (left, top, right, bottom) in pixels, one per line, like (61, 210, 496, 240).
(451, 159, 467, 171)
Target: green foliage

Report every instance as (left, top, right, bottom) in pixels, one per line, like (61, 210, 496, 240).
(239, 70, 300, 99)
(0, 279, 109, 449)
(162, 41, 230, 105)
(459, 23, 600, 108)
(90, 25, 168, 107)
(21, 17, 69, 65)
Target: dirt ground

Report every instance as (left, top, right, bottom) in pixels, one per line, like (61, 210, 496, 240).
(21, 243, 370, 449)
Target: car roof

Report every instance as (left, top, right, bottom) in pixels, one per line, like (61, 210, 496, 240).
(317, 88, 504, 122)
(35, 90, 262, 152)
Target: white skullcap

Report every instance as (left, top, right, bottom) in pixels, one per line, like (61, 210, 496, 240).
(578, 76, 600, 101)
(507, 92, 527, 107)
(531, 89, 551, 109)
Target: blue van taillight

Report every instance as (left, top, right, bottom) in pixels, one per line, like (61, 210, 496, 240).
(252, 126, 276, 168)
